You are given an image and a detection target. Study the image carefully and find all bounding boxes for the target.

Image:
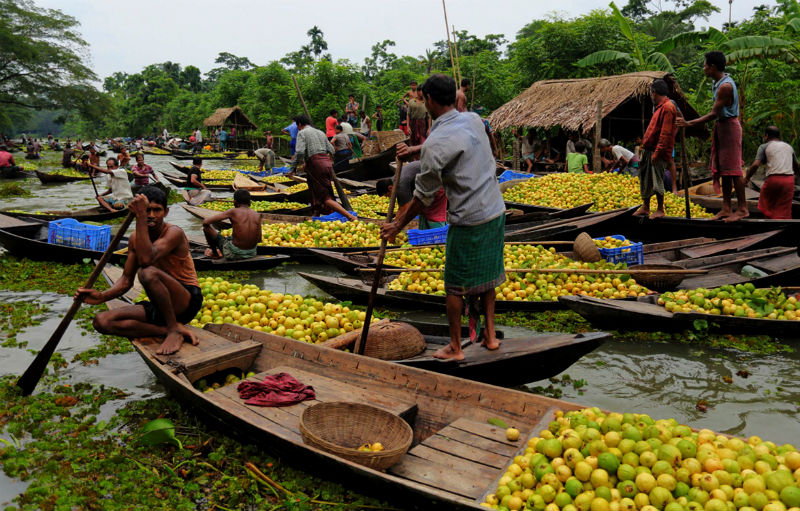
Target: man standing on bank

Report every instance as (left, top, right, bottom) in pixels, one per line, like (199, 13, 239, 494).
(381, 74, 506, 361)
(679, 51, 746, 221)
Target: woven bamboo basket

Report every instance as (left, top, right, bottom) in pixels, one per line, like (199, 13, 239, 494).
(300, 402, 413, 471)
(573, 232, 602, 263)
(629, 264, 688, 292)
(374, 130, 408, 152)
(695, 182, 716, 195)
(363, 321, 426, 360)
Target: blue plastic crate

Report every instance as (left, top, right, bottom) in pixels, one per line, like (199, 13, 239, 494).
(48, 218, 111, 251)
(271, 166, 291, 174)
(498, 170, 537, 183)
(407, 224, 449, 246)
(592, 234, 644, 266)
(312, 211, 357, 222)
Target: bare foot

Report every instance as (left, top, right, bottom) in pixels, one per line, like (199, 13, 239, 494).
(723, 210, 749, 223)
(712, 210, 732, 221)
(481, 334, 501, 350)
(157, 330, 186, 355)
(633, 207, 650, 217)
(432, 344, 465, 361)
(203, 248, 223, 259)
(177, 323, 199, 346)
(649, 210, 665, 219)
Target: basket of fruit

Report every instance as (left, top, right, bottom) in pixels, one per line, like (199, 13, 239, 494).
(593, 235, 644, 266)
(627, 264, 688, 292)
(299, 402, 412, 470)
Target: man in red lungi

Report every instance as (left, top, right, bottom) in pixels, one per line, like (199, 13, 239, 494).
(290, 115, 356, 220)
(680, 51, 747, 222)
(744, 126, 798, 219)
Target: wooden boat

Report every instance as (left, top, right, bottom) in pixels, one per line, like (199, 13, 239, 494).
(0, 205, 128, 222)
(34, 169, 90, 184)
(169, 161, 192, 175)
(559, 294, 798, 337)
(671, 246, 800, 288)
(618, 215, 800, 246)
(232, 173, 266, 192)
(306, 234, 784, 277)
(106, 305, 610, 510)
(161, 170, 232, 192)
(335, 147, 397, 182)
(190, 251, 292, 271)
(299, 272, 577, 312)
(103, 264, 606, 387)
(0, 166, 33, 179)
(174, 154, 235, 160)
(503, 207, 636, 242)
(675, 181, 765, 215)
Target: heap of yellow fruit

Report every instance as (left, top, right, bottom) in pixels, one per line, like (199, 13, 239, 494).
(385, 244, 648, 301)
(357, 442, 385, 452)
(483, 407, 800, 511)
(145, 147, 171, 155)
(503, 174, 712, 217)
(204, 180, 234, 186)
(222, 220, 407, 248)
(258, 174, 294, 183)
(201, 200, 306, 212)
(595, 236, 634, 250)
(349, 194, 398, 218)
(190, 276, 377, 343)
(52, 169, 89, 178)
(284, 183, 309, 194)
(20, 162, 37, 171)
(201, 170, 237, 180)
(659, 284, 800, 321)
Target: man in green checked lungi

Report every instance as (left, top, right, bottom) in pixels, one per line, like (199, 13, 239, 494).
(381, 73, 506, 361)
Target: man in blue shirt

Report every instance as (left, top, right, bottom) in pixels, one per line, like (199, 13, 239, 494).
(218, 128, 228, 151)
(282, 121, 298, 156)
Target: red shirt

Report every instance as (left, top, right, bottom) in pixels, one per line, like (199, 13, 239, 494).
(643, 97, 677, 162)
(325, 116, 338, 138)
(0, 150, 13, 167)
(424, 188, 447, 222)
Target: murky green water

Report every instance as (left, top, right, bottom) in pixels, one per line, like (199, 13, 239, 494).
(1, 153, 799, 503)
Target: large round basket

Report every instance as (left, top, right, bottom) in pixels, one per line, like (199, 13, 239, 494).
(630, 264, 688, 292)
(573, 232, 602, 262)
(695, 182, 717, 195)
(299, 402, 413, 471)
(363, 321, 426, 360)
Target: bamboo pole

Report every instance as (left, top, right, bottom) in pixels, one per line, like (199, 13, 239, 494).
(452, 25, 462, 84)
(291, 75, 312, 123)
(593, 100, 603, 173)
(442, 0, 457, 81)
(680, 127, 691, 219)
(470, 55, 477, 110)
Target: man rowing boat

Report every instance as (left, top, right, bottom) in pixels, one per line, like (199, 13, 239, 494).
(75, 186, 203, 355)
(381, 74, 506, 361)
(87, 157, 133, 211)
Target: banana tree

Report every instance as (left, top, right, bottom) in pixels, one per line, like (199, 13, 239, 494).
(577, 2, 674, 72)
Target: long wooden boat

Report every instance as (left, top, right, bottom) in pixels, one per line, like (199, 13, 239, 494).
(503, 207, 636, 242)
(103, 265, 606, 387)
(671, 246, 800, 288)
(232, 173, 266, 192)
(678, 180, 800, 217)
(174, 154, 236, 160)
(161, 170, 232, 192)
(169, 161, 192, 175)
(0, 166, 34, 179)
(181, 204, 312, 224)
(34, 169, 90, 184)
(0, 205, 128, 222)
(306, 233, 783, 277)
(299, 272, 576, 312)
(335, 146, 397, 182)
(107, 309, 609, 510)
(619, 215, 800, 246)
(559, 294, 798, 337)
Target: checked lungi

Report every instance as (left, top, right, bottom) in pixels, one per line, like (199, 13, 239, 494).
(443, 214, 506, 296)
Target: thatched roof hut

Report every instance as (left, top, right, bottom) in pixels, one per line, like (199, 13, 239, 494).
(488, 71, 706, 140)
(203, 106, 257, 131)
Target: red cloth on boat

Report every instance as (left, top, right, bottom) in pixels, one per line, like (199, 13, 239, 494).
(237, 372, 315, 407)
(710, 117, 743, 194)
(758, 174, 795, 219)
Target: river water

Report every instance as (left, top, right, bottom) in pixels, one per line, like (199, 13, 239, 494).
(1, 153, 798, 503)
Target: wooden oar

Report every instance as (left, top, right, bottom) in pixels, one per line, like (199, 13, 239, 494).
(16, 212, 135, 396)
(354, 157, 403, 356)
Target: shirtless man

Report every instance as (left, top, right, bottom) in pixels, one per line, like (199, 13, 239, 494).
(75, 187, 203, 355)
(402, 80, 419, 102)
(455, 78, 470, 112)
(202, 189, 261, 260)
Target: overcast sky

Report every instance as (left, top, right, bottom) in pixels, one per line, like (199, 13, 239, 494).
(39, 0, 772, 82)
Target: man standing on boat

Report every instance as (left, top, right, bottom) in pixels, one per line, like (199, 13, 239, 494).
(201, 189, 261, 260)
(455, 78, 470, 113)
(75, 186, 203, 355)
(679, 51, 746, 222)
(381, 74, 506, 361)
(744, 126, 799, 219)
(635, 79, 677, 219)
(291, 115, 357, 221)
(282, 120, 298, 157)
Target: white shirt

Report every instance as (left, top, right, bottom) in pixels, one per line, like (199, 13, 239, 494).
(611, 145, 636, 162)
(340, 122, 354, 135)
(756, 140, 796, 177)
(107, 169, 133, 201)
(162, 129, 168, 138)
(195, 130, 203, 143)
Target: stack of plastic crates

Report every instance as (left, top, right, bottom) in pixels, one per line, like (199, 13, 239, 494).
(48, 218, 111, 251)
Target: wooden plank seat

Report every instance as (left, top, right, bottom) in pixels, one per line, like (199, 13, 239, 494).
(138, 328, 262, 382)
(206, 365, 419, 438)
(387, 417, 533, 500)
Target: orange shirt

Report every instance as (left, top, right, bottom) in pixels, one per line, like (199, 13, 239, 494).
(325, 116, 338, 138)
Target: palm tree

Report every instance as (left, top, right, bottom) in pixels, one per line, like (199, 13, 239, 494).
(577, 2, 673, 72)
(419, 49, 436, 74)
(307, 26, 328, 61)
